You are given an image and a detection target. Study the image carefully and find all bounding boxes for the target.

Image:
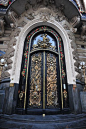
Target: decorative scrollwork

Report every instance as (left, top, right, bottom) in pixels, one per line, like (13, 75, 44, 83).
(47, 53, 59, 107)
(19, 91, 24, 100)
(63, 89, 67, 99)
(33, 34, 56, 50)
(29, 53, 42, 108)
(8, 10, 18, 28)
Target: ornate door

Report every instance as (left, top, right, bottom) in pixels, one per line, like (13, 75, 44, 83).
(17, 26, 69, 114)
(27, 52, 60, 110)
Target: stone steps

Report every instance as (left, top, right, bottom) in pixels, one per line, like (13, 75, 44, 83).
(0, 114, 86, 129)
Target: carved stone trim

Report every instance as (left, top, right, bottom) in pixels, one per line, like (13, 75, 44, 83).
(8, 10, 18, 28)
(70, 16, 80, 27)
(0, 18, 4, 37)
(81, 25, 86, 41)
(4, 6, 77, 84)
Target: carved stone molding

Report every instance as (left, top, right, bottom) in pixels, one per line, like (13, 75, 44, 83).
(0, 18, 4, 37)
(70, 28, 77, 33)
(24, 2, 67, 23)
(24, 13, 34, 20)
(55, 14, 65, 22)
(13, 28, 21, 37)
(67, 30, 75, 41)
(40, 12, 50, 22)
(5, 47, 15, 56)
(70, 16, 80, 27)
(74, 61, 78, 67)
(1, 71, 10, 79)
(78, 53, 86, 56)
(25, 1, 32, 10)
(8, 10, 18, 28)
(81, 25, 86, 41)
(76, 73, 82, 80)
(18, 21, 27, 27)
(75, 66, 79, 72)
(2, 5, 78, 84)
(58, 4, 65, 12)
(43, 0, 55, 6)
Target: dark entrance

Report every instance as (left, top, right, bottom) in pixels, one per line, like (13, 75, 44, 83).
(16, 26, 69, 114)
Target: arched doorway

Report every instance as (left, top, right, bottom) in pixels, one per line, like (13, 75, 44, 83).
(16, 26, 69, 114)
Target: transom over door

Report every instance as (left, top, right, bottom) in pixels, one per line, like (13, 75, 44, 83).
(17, 26, 69, 114)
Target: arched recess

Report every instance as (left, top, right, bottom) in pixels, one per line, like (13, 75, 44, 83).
(16, 26, 69, 114)
(10, 19, 76, 85)
(4, 13, 78, 114)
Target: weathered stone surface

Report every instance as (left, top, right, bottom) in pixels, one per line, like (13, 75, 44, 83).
(0, 90, 5, 113)
(3, 87, 9, 114)
(0, 81, 10, 90)
(1, 72, 10, 78)
(72, 87, 82, 114)
(0, 114, 86, 129)
(5, 47, 15, 55)
(80, 92, 86, 113)
(8, 10, 18, 28)
(9, 37, 17, 45)
(0, 18, 4, 37)
(2, 83, 19, 114)
(0, 37, 10, 41)
(6, 65, 12, 70)
(7, 58, 13, 64)
(0, 44, 8, 49)
(12, 83, 19, 114)
(68, 85, 74, 112)
(5, 86, 15, 114)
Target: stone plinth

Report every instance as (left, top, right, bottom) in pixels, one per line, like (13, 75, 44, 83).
(80, 92, 86, 113)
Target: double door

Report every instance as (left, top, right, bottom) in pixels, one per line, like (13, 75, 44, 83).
(26, 51, 61, 114)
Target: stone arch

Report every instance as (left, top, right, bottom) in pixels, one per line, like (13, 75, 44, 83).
(10, 16, 76, 85)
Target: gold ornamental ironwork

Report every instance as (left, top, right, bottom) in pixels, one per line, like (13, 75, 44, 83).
(47, 53, 58, 107)
(19, 91, 24, 100)
(63, 89, 67, 99)
(29, 53, 42, 107)
(32, 34, 56, 50)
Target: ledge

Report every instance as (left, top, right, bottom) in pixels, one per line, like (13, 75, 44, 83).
(76, 79, 84, 85)
(0, 78, 10, 83)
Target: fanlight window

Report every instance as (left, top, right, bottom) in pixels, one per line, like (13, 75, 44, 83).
(31, 33, 57, 51)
